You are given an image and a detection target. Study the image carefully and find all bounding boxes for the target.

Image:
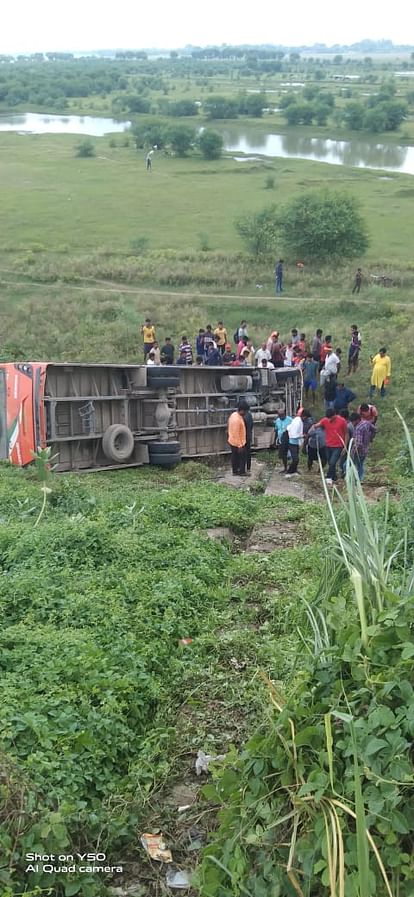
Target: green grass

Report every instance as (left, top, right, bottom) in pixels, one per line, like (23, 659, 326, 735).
(0, 461, 322, 896)
(0, 132, 414, 260)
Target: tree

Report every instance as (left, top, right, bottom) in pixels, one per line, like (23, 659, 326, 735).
(235, 205, 279, 258)
(314, 102, 330, 126)
(283, 102, 314, 125)
(133, 120, 169, 150)
(76, 139, 95, 158)
(341, 100, 365, 130)
(238, 92, 266, 117)
(204, 96, 239, 119)
(166, 99, 199, 116)
(199, 128, 223, 160)
(168, 124, 195, 156)
(279, 191, 369, 262)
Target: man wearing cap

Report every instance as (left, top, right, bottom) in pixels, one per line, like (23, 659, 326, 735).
(227, 403, 247, 476)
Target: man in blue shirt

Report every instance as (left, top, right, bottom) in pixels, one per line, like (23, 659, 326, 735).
(274, 409, 293, 472)
(333, 383, 357, 413)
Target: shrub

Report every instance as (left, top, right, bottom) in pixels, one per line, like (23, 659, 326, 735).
(199, 128, 224, 160)
(279, 190, 369, 262)
(235, 205, 279, 258)
(129, 236, 150, 255)
(75, 139, 95, 158)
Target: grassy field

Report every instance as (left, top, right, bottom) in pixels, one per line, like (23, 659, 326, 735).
(1, 132, 414, 260)
(0, 460, 325, 896)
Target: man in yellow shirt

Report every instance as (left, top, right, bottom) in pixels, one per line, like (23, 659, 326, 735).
(141, 318, 156, 359)
(227, 404, 247, 476)
(370, 347, 391, 398)
(214, 321, 228, 356)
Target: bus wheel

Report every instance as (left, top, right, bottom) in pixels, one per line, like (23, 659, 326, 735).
(102, 424, 134, 462)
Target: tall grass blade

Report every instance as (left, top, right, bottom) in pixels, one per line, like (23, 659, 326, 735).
(395, 408, 414, 473)
(324, 713, 335, 793)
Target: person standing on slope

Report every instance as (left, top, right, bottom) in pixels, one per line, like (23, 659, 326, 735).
(370, 347, 391, 399)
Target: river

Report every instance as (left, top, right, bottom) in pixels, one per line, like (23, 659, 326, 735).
(1, 111, 413, 174)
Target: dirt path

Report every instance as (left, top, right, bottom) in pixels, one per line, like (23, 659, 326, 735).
(0, 273, 412, 309)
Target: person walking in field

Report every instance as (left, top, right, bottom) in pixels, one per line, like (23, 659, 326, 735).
(358, 402, 378, 425)
(370, 347, 391, 398)
(309, 408, 349, 485)
(141, 318, 156, 359)
(348, 412, 376, 482)
(285, 409, 312, 478)
(275, 259, 284, 294)
(146, 150, 154, 171)
(274, 409, 293, 472)
(302, 353, 319, 404)
(214, 322, 228, 355)
(352, 268, 362, 294)
(227, 403, 247, 476)
(311, 329, 323, 364)
(348, 324, 362, 374)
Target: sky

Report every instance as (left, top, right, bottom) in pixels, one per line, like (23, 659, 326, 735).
(2, 0, 414, 54)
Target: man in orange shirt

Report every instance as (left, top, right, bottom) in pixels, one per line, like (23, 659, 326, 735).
(227, 403, 247, 476)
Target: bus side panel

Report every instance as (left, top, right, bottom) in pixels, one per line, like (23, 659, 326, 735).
(3, 364, 39, 467)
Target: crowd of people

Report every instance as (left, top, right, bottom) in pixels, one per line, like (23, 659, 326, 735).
(140, 316, 392, 485)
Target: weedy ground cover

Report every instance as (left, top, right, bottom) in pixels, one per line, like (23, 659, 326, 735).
(197, 455, 414, 897)
(0, 461, 323, 896)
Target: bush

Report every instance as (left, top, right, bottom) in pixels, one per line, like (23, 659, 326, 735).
(279, 190, 369, 262)
(75, 139, 95, 158)
(129, 236, 150, 255)
(168, 124, 195, 156)
(235, 205, 279, 258)
(264, 174, 275, 190)
(199, 128, 224, 160)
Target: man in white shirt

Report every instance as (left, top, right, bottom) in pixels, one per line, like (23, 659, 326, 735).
(260, 358, 274, 370)
(324, 348, 340, 378)
(255, 342, 271, 366)
(146, 350, 157, 366)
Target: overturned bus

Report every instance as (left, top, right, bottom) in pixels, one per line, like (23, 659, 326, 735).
(0, 361, 302, 472)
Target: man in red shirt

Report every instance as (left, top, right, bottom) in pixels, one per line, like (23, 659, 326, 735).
(320, 335, 333, 369)
(309, 408, 348, 484)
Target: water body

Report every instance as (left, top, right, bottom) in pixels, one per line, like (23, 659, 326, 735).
(0, 112, 131, 136)
(221, 126, 414, 174)
(1, 111, 413, 175)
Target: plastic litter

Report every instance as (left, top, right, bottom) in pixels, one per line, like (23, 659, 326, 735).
(140, 832, 172, 863)
(195, 749, 226, 776)
(166, 868, 191, 889)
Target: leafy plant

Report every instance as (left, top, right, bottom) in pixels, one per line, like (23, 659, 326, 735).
(197, 443, 414, 897)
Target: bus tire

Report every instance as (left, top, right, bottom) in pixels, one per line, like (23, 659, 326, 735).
(149, 452, 182, 467)
(149, 441, 181, 455)
(102, 424, 134, 462)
